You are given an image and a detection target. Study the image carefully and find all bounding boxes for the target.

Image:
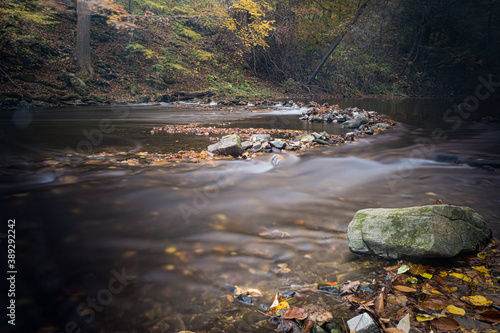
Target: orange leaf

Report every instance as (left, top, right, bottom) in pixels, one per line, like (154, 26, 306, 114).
(393, 285, 417, 293)
(375, 288, 385, 313)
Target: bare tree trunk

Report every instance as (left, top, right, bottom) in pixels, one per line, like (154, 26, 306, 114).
(307, 1, 368, 86)
(76, 0, 93, 75)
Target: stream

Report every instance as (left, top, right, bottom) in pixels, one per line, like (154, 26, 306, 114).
(1, 97, 499, 332)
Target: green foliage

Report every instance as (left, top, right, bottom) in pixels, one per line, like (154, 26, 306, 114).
(283, 78, 295, 93)
(124, 43, 157, 59)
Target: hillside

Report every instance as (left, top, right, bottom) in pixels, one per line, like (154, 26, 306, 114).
(0, 0, 292, 107)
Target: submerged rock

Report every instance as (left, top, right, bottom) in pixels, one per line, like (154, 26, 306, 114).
(207, 134, 243, 156)
(347, 205, 492, 259)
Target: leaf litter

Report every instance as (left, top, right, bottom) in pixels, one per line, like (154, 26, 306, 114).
(217, 239, 500, 332)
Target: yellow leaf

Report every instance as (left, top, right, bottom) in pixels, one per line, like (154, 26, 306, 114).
(446, 305, 466, 316)
(165, 246, 177, 254)
(460, 295, 493, 306)
(450, 272, 472, 282)
(420, 273, 433, 279)
(416, 314, 435, 321)
(472, 266, 490, 274)
(268, 301, 290, 316)
(477, 251, 487, 259)
(439, 271, 448, 277)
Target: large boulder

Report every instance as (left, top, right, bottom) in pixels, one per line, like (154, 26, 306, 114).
(207, 134, 243, 156)
(347, 205, 492, 259)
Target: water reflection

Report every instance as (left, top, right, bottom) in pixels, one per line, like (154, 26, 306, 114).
(1, 99, 499, 332)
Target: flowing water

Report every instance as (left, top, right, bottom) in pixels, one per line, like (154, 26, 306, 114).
(1, 98, 499, 332)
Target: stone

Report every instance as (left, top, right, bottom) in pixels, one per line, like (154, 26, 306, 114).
(347, 205, 492, 259)
(241, 141, 253, 150)
(341, 119, 362, 129)
(250, 134, 271, 142)
(207, 134, 243, 156)
(370, 123, 391, 130)
(347, 313, 379, 333)
(270, 140, 286, 149)
(295, 134, 315, 142)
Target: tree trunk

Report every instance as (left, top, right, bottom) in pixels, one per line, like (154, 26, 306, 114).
(76, 0, 93, 75)
(307, 2, 368, 86)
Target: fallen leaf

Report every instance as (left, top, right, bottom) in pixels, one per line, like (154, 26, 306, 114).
(478, 309, 500, 323)
(420, 297, 449, 310)
(375, 288, 385, 313)
(416, 313, 435, 322)
(446, 305, 466, 316)
(477, 251, 487, 259)
(283, 307, 308, 320)
(396, 313, 411, 333)
(432, 317, 460, 330)
(268, 301, 290, 316)
(472, 266, 490, 274)
(387, 295, 408, 307)
(422, 283, 441, 295)
(393, 285, 417, 293)
(410, 263, 427, 276)
(340, 280, 360, 295)
(450, 272, 472, 282)
(420, 272, 433, 279)
(397, 265, 410, 275)
(460, 295, 493, 306)
(385, 328, 405, 333)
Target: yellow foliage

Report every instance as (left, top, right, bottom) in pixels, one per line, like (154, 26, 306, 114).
(225, 0, 274, 53)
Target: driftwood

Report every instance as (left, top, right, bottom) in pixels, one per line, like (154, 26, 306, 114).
(160, 91, 215, 103)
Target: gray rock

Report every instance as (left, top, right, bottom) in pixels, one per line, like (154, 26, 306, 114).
(347, 205, 492, 259)
(250, 134, 271, 142)
(207, 134, 243, 156)
(252, 141, 262, 150)
(347, 313, 379, 333)
(370, 123, 391, 130)
(270, 140, 286, 149)
(241, 141, 253, 150)
(341, 119, 362, 129)
(295, 134, 315, 142)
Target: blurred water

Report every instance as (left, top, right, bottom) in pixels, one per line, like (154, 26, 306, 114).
(0, 98, 499, 332)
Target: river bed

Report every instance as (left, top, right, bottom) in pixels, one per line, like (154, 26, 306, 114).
(1, 98, 499, 332)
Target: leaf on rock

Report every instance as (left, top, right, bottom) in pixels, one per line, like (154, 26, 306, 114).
(396, 313, 411, 333)
(460, 295, 493, 306)
(446, 305, 466, 316)
(393, 285, 417, 293)
(432, 317, 460, 330)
